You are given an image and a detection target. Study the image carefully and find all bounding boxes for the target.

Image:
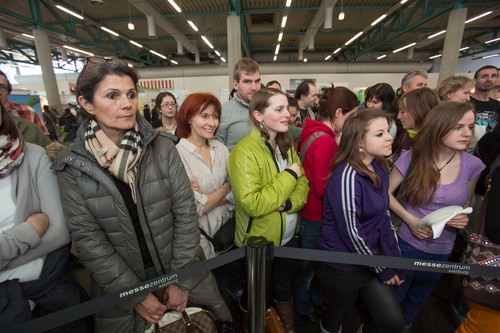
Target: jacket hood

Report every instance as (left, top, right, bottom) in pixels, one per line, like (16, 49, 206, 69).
(299, 118, 336, 143)
(45, 141, 71, 162)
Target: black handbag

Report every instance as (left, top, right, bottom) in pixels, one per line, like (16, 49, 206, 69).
(199, 216, 235, 253)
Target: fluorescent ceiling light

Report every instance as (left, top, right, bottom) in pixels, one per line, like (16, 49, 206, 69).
(275, 44, 280, 55)
(429, 54, 442, 59)
(278, 32, 283, 42)
(459, 46, 469, 51)
(101, 27, 119, 36)
(345, 32, 363, 46)
(168, 0, 182, 13)
(149, 50, 167, 59)
(128, 22, 135, 30)
(281, 16, 287, 28)
(201, 36, 214, 49)
(400, 0, 408, 4)
(393, 42, 416, 53)
(220, 57, 226, 62)
(465, 11, 493, 24)
(130, 40, 143, 48)
(170, 60, 178, 65)
(371, 14, 387, 26)
(325, 55, 332, 60)
(377, 54, 387, 59)
(214, 50, 221, 56)
(56, 5, 84, 20)
(22, 33, 35, 39)
(286, 0, 292, 7)
(485, 37, 500, 44)
(273, 55, 277, 61)
(63, 45, 94, 57)
(334, 47, 341, 54)
(483, 54, 500, 59)
(428, 30, 446, 39)
(3, 51, 23, 56)
(187, 20, 198, 32)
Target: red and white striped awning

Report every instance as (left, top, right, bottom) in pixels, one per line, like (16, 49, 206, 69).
(138, 79, 174, 89)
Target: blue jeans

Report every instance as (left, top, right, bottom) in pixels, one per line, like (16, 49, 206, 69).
(395, 237, 449, 325)
(293, 216, 323, 315)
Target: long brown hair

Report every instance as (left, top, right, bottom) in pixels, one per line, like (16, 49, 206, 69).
(398, 87, 439, 130)
(401, 102, 476, 206)
(249, 88, 293, 159)
(331, 108, 391, 187)
(0, 103, 19, 138)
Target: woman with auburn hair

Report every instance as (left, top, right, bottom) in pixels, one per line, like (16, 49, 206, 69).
(175, 93, 234, 260)
(152, 92, 178, 134)
(228, 88, 309, 332)
(394, 87, 440, 154)
(294, 85, 359, 324)
(314, 108, 405, 333)
(436, 75, 474, 103)
(389, 102, 485, 330)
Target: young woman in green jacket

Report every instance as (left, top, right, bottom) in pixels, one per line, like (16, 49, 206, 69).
(228, 88, 309, 332)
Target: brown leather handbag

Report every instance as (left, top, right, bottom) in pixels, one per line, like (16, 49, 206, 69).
(154, 309, 217, 333)
(265, 307, 285, 333)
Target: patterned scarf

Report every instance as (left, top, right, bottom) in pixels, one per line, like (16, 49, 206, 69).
(0, 133, 24, 179)
(85, 119, 142, 202)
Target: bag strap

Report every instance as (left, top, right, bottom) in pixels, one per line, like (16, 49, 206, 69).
(199, 228, 215, 245)
(394, 159, 415, 207)
(300, 132, 327, 164)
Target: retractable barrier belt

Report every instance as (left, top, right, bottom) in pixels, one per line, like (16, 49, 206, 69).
(4, 245, 499, 333)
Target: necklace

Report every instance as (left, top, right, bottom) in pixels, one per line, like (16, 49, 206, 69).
(437, 151, 456, 173)
(163, 121, 177, 132)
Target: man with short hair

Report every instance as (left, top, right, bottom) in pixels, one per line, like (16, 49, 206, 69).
(0, 70, 47, 134)
(143, 104, 152, 123)
(294, 80, 317, 126)
(401, 69, 428, 95)
(470, 65, 499, 115)
(215, 58, 261, 151)
(66, 103, 77, 116)
(266, 80, 282, 90)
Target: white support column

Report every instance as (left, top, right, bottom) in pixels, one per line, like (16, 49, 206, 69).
(227, 15, 241, 90)
(33, 29, 61, 114)
(438, 7, 467, 84)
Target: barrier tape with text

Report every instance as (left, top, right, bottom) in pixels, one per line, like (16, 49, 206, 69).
(4, 244, 499, 333)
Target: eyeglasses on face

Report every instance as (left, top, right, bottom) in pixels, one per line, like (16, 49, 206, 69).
(161, 103, 177, 108)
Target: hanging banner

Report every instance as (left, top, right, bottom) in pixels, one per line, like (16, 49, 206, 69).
(138, 79, 174, 89)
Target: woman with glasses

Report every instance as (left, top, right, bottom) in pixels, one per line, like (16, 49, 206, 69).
(53, 57, 231, 332)
(152, 92, 178, 135)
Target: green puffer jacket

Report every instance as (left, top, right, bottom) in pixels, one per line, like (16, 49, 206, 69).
(228, 127, 309, 247)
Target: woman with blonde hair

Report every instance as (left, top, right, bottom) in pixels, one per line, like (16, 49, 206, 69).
(228, 88, 309, 332)
(389, 102, 485, 330)
(436, 75, 474, 103)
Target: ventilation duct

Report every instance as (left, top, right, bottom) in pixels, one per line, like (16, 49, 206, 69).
(177, 39, 184, 55)
(60, 48, 68, 61)
(146, 15, 157, 38)
(307, 36, 315, 50)
(324, 4, 333, 30)
(0, 30, 7, 50)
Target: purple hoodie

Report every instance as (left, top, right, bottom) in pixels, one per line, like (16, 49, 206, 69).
(316, 160, 405, 282)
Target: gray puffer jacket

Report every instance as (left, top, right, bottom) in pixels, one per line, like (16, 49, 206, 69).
(53, 116, 210, 332)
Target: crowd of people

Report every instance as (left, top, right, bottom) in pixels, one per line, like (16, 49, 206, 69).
(0, 58, 499, 333)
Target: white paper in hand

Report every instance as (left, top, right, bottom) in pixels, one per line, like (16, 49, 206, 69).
(418, 206, 473, 239)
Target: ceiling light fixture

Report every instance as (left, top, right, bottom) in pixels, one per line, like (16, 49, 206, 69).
(127, 2, 134, 30)
(393, 42, 416, 53)
(483, 53, 500, 59)
(377, 54, 387, 59)
(459, 46, 470, 51)
(214, 50, 221, 56)
(220, 57, 226, 62)
(22, 33, 35, 39)
(275, 44, 280, 55)
(149, 50, 167, 59)
(325, 55, 332, 60)
(130, 40, 143, 48)
(128, 63, 133, 67)
(401, 0, 408, 4)
(286, 0, 292, 7)
(304, 58, 308, 62)
(428, 30, 446, 39)
(465, 11, 493, 24)
(334, 47, 341, 54)
(168, 0, 182, 13)
(128, 22, 135, 30)
(485, 37, 500, 44)
(101, 27, 119, 36)
(429, 54, 442, 59)
(3, 51, 24, 56)
(281, 16, 287, 28)
(63, 45, 94, 56)
(338, 0, 345, 20)
(187, 20, 199, 32)
(371, 14, 387, 26)
(345, 32, 363, 46)
(273, 55, 277, 61)
(201, 36, 214, 49)
(55, 5, 84, 20)
(170, 59, 178, 65)
(278, 32, 283, 42)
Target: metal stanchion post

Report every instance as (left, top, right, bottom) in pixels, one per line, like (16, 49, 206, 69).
(247, 236, 267, 333)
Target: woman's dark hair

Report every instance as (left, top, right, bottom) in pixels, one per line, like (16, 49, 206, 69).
(153, 92, 177, 115)
(76, 58, 139, 105)
(43, 105, 50, 112)
(364, 83, 397, 114)
(0, 103, 19, 138)
(249, 88, 293, 159)
(177, 93, 221, 139)
(287, 96, 298, 109)
(317, 85, 359, 124)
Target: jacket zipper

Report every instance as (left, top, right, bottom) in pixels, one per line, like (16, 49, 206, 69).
(265, 140, 284, 246)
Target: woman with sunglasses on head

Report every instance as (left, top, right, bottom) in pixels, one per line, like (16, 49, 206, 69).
(0, 103, 91, 331)
(152, 92, 178, 135)
(53, 57, 231, 332)
(314, 108, 405, 333)
(228, 88, 309, 332)
(389, 102, 485, 331)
